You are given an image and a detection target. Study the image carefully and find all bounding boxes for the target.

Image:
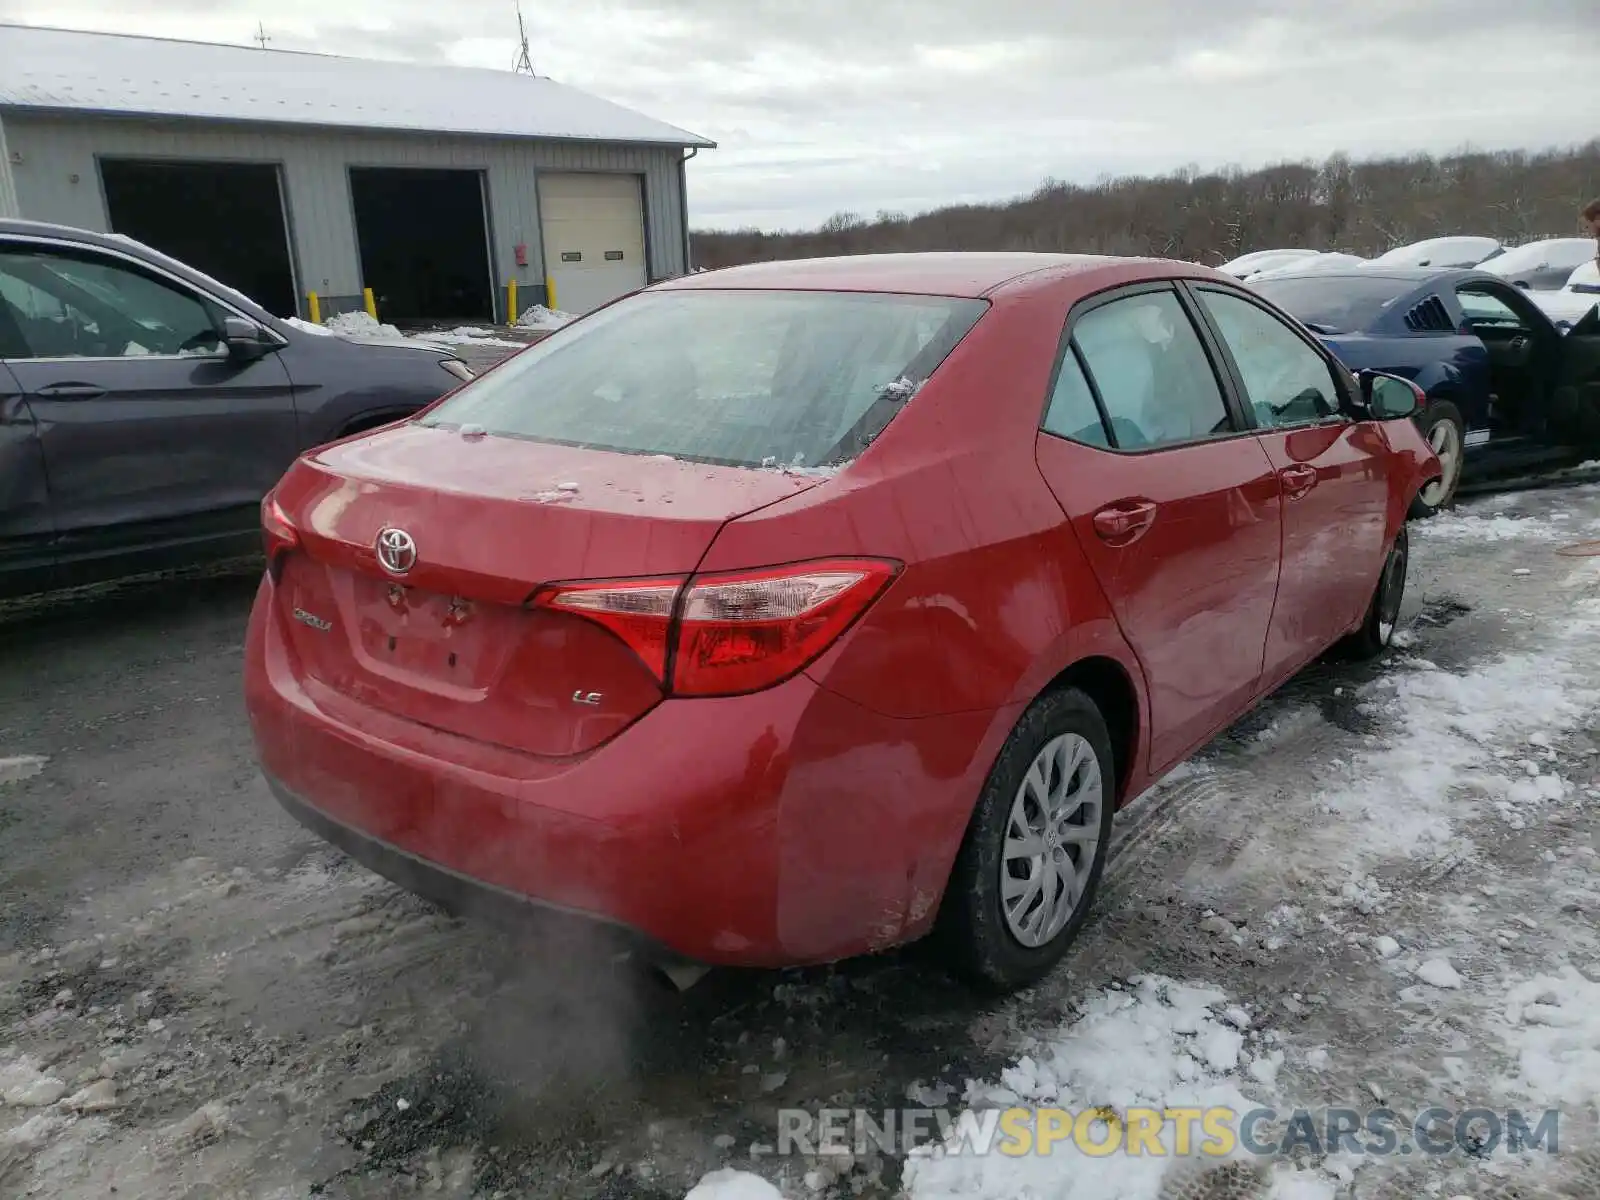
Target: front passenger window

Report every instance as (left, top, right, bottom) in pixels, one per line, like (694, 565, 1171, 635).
(0, 249, 223, 360)
(1197, 289, 1343, 428)
(1072, 290, 1232, 449)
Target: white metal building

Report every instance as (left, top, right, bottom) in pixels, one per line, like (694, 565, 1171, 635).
(0, 24, 714, 322)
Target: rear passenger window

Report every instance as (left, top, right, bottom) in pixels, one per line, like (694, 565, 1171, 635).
(1073, 291, 1232, 449)
(1041, 349, 1110, 447)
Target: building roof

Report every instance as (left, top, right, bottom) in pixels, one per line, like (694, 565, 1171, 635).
(0, 23, 715, 149)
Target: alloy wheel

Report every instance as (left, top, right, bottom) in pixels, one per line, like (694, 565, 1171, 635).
(1376, 528, 1409, 645)
(1419, 419, 1462, 508)
(1000, 733, 1104, 948)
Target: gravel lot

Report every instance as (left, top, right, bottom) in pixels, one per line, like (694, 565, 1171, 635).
(3, 471, 1600, 1199)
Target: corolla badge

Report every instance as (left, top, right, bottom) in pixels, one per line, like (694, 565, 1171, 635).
(292, 608, 332, 632)
(375, 527, 418, 575)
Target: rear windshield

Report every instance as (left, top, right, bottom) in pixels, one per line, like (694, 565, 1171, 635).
(419, 289, 989, 469)
(1249, 275, 1412, 333)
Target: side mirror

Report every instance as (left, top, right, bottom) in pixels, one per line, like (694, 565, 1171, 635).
(1359, 369, 1423, 420)
(223, 316, 273, 362)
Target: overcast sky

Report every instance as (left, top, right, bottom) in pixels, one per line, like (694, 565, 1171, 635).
(1, 0, 1594, 230)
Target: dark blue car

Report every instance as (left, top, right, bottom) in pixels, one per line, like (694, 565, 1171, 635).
(1249, 268, 1600, 517)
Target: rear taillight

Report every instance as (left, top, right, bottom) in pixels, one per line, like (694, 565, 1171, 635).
(261, 492, 299, 568)
(533, 558, 899, 697)
(535, 577, 680, 680)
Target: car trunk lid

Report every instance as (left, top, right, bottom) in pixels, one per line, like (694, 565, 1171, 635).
(270, 423, 824, 757)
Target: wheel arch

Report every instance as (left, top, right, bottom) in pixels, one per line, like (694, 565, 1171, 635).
(337, 407, 415, 439)
(1039, 654, 1143, 807)
(1416, 354, 1491, 432)
(1405, 395, 1464, 523)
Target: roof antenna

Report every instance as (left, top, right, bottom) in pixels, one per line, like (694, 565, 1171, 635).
(513, 2, 535, 74)
(254, 21, 272, 50)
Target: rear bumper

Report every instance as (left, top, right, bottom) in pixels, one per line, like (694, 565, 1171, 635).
(265, 771, 695, 967)
(244, 573, 1011, 968)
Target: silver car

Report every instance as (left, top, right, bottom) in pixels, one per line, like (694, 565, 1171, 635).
(1480, 238, 1598, 291)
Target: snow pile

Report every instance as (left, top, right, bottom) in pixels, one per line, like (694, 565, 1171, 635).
(683, 1170, 782, 1200)
(0, 754, 49, 786)
(0, 1055, 68, 1107)
(880, 375, 925, 402)
(433, 325, 525, 348)
(280, 315, 525, 350)
(1414, 958, 1465, 990)
(1412, 510, 1567, 543)
(1499, 967, 1600, 1110)
(516, 304, 576, 330)
(325, 311, 405, 339)
(756, 455, 843, 478)
(282, 316, 334, 337)
(901, 976, 1307, 1199)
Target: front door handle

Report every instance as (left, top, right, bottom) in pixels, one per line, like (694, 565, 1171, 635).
(1279, 464, 1318, 499)
(35, 382, 107, 400)
(1092, 498, 1158, 544)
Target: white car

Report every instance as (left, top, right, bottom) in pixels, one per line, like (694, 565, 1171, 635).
(1365, 236, 1502, 270)
(1216, 249, 1319, 279)
(1526, 259, 1600, 330)
(1249, 252, 1368, 280)
(1479, 238, 1597, 291)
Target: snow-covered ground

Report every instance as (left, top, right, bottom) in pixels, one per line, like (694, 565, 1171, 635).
(5, 483, 1600, 1200)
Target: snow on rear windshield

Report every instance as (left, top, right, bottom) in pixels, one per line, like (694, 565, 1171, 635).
(419, 289, 989, 468)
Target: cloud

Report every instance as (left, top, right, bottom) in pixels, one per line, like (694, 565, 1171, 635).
(0, 0, 1593, 229)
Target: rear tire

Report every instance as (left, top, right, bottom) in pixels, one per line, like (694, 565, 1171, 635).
(1408, 401, 1464, 520)
(937, 687, 1115, 993)
(1340, 525, 1408, 661)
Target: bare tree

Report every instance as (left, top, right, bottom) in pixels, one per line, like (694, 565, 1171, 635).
(692, 142, 1600, 270)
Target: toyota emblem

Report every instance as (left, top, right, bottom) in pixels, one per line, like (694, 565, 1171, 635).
(375, 527, 418, 575)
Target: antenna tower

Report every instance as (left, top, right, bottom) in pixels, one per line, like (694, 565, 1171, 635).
(513, 3, 535, 74)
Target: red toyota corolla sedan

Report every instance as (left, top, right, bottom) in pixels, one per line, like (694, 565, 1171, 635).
(244, 253, 1439, 991)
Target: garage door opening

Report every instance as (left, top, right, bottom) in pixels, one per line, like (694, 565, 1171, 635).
(538, 172, 648, 316)
(99, 159, 298, 318)
(350, 168, 494, 324)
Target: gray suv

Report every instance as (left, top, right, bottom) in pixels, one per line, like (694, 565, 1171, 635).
(0, 220, 474, 598)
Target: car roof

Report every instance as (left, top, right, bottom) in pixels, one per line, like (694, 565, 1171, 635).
(658, 252, 1228, 299)
(1, 217, 131, 250)
(0, 217, 279, 323)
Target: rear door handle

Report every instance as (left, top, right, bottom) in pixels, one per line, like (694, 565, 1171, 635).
(1279, 464, 1318, 498)
(35, 382, 107, 400)
(1092, 499, 1158, 544)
